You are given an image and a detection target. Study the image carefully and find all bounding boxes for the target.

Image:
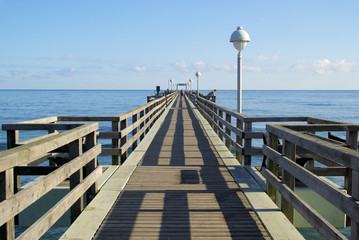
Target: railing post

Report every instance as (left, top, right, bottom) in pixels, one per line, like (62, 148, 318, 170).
(244, 121, 252, 165)
(347, 130, 359, 238)
(213, 105, 217, 134)
(225, 113, 231, 151)
(84, 131, 97, 204)
(0, 168, 15, 239)
(140, 110, 145, 141)
(282, 140, 295, 223)
(145, 107, 150, 134)
(69, 139, 83, 223)
(218, 110, 223, 141)
(120, 118, 128, 164)
(112, 120, 120, 165)
(132, 113, 138, 151)
(236, 119, 243, 165)
(266, 133, 279, 203)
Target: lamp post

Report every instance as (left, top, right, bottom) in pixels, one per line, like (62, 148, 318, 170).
(189, 79, 193, 91)
(230, 26, 250, 113)
(195, 71, 201, 97)
(170, 79, 173, 91)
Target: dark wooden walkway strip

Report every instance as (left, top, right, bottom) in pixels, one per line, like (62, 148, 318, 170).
(94, 96, 270, 239)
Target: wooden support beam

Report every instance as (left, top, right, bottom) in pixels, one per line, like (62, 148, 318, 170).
(244, 122, 252, 165)
(0, 169, 15, 240)
(111, 120, 119, 165)
(281, 140, 296, 223)
(236, 118, 243, 165)
(69, 139, 83, 223)
(120, 119, 128, 164)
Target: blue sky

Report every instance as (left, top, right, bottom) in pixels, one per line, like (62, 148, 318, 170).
(0, 1, 358, 90)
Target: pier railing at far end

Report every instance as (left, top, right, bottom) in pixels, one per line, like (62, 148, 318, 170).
(0, 92, 177, 240)
(187, 91, 359, 240)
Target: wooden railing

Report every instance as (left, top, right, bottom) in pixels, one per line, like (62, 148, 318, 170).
(0, 123, 101, 239)
(57, 91, 177, 165)
(187, 92, 343, 165)
(263, 123, 359, 240)
(0, 91, 177, 239)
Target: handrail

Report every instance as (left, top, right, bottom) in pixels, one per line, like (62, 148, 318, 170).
(264, 123, 359, 239)
(186, 91, 326, 165)
(0, 123, 101, 239)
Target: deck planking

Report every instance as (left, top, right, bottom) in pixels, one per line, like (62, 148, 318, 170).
(93, 96, 270, 239)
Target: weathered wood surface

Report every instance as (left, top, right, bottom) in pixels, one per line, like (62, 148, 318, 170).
(93, 96, 270, 239)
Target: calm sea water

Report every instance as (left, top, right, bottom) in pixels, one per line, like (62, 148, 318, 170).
(1, 89, 357, 239)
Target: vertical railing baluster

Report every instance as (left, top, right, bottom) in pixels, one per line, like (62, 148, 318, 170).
(132, 113, 138, 151)
(267, 133, 279, 203)
(112, 120, 120, 165)
(218, 110, 223, 141)
(84, 131, 97, 204)
(225, 113, 231, 151)
(120, 118, 128, 164)
(69, 139, 83, 223)
(244, 121, 252, 165)
(282, 140, 295, 223)
(140, 110, 145, 141)
(236, 119, 243, 165)
(347, 130, 359, 238)
(0, 168, 15, 239)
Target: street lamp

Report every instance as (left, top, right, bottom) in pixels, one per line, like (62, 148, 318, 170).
(230, 26, 250, 113)
(195, 71, 201, 97)
(170, 79, 173, 91)
(189, 78, 193, 91)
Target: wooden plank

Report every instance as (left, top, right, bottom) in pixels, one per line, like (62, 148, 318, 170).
(281, 140, 296, 223)
(57, 116, 119, 122)
(2, 123, 83, 131)
(18, 132, 58, 145)
(98, 132, 120, 139)
(284, 124, 359, 132)
(245, 116, 308, 123)
(266, 124, 359, 171)
(0, 123, 99, 172)
(14, 166, 59, 175)
(17, 167, 102, 240)
(3, 116, 58, 124)
(100, 148, 120, 156)
(0, 169, 15, 240)
(244, 122, 252, 165)
(111, 120, 120, 165)
(307, 116, 348, 124)
(306, 166, 348, 176)
(263, 145, 359, 223)
(0, 145, 101, 226)
(263, 169, 347, 240)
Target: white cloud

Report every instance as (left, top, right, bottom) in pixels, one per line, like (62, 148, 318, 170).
(55, 67, 77, 76)
(292, 59, 358, 74)
(214, 64, 235, 72)
(173, 61, 189, 72)
(257, 54, 279, 61)
(243, 66, 262, 72)
(214, 64, 262, 73)
(192, 61, 206, 70)
(134, 66, 147, 72)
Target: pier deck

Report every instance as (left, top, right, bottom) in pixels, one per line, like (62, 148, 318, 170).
(93, 97, 269, 239)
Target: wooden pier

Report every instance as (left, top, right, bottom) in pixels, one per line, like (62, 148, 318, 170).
(1, 91, 359, 239)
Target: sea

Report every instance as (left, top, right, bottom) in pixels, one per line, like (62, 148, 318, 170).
(0, 89, 358, 239)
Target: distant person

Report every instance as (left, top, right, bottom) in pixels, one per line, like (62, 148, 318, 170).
(180, 89, 184, 96)
(207, 89, 216, 97)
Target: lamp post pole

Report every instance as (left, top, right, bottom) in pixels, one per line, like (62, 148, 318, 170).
(195, 71, 201, 97)
(237, 51, 242, 113)
(230, 26, 250, 113)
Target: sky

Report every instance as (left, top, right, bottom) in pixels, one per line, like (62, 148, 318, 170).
(0, 0, 358, 90)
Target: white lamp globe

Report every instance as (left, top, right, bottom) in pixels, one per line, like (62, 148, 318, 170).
(230, 26, 250, 51)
